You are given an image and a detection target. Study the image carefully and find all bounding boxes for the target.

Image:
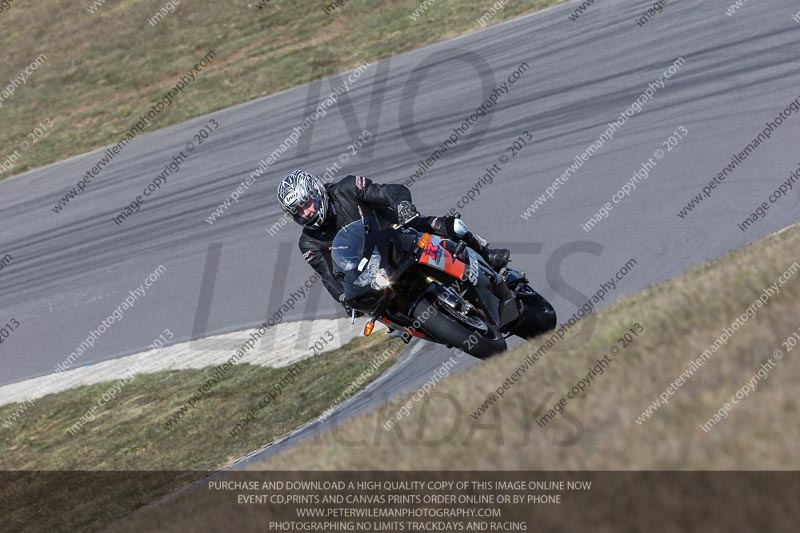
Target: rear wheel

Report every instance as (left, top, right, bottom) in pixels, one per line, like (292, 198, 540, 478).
(411, 296, 506, 358)
(510, 289, 557, 339)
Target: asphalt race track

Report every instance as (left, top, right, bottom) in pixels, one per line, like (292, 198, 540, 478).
(1, 0, 799, 459)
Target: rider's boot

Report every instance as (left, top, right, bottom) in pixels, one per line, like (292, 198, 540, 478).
(480, 245, 511, 270)
(460, 231, 509, 270)
(429, 214, 510, 271)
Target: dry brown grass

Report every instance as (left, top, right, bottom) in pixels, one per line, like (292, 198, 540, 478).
(0, 0, 561, 179)
(251, 224, 800, 470)
(0, 331, 404, 530)
(104, 225, 800, 532)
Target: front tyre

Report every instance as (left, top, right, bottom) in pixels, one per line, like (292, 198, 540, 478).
(411, 296, 506, 358)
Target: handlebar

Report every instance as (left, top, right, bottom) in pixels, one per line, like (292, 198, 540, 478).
(392, 212, 420, 230)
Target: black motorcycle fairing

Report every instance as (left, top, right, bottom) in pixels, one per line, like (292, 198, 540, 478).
(456, 248, 509, 327)
(503, 269, 528, 289)
(329, 217, 555, 356)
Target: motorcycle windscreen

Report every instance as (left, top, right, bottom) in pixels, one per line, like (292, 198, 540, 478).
(331, 219, 370, 271)
(417, 235, 466, 280)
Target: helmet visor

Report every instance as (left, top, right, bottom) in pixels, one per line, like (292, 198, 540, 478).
(291, 195, 321, 225)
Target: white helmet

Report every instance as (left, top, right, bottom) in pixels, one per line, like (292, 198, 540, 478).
(277, 170, 331, 229)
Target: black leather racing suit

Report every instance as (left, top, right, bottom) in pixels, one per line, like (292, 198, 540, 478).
(299, 175, 472, 304)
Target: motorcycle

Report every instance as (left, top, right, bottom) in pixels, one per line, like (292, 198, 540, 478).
(331, 215, 556, 358)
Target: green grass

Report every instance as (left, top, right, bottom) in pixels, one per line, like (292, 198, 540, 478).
(0, 0, 562, 180)
(0, 331, 404, 530)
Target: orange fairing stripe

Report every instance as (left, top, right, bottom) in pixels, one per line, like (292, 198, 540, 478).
(418, 239, 466, 280)
(376, 318, 428, 339)
(442, 250, 466, 279)
(404, 328, 428, 339)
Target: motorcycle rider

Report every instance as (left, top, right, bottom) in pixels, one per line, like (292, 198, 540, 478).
(277, 169, 510, 314)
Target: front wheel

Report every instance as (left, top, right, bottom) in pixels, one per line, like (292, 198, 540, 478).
(411, 296, 506, 358)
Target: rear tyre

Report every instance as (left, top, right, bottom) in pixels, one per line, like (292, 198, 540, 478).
(510, 290, 557, 340)
(411, 296, 506, 358)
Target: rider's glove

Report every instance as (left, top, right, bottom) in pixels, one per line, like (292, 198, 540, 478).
(396, 201, 420, 226)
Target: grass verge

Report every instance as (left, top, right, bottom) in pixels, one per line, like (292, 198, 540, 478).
(251, 225, 800, 471)
(0, 330, 404, 530)
(247, 226, 800, 471)
(108, 223, 800, 527)
(0, 0, 562, 181)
